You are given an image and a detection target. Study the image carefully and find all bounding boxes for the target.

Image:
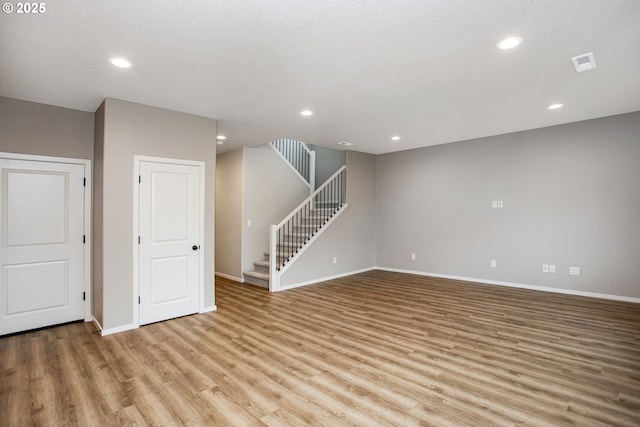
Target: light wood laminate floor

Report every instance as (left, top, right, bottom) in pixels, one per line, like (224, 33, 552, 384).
(1, 270, 639, 426)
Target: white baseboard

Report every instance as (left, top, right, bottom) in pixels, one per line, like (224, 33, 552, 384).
(375, 266, 640, 303)
(200, 305, 217, 313)
(279, 266, 377, 291)
(92, 316, 103, 332)
(215, 272, 244, 282)
(100, 322, 138, 336)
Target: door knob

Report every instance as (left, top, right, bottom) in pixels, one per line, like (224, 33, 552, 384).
(192, 245, 200, 251)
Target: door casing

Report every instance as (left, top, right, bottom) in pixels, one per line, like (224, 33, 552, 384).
(0, 152, 92, 327)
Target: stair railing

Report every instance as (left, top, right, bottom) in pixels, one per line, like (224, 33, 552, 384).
(269, 165, 347, 291)
(270, 138, 316, 190)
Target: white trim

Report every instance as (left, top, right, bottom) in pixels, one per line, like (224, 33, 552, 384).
(269, 224, 277, 291)
(92, 316, 103, 332)
(133, 155, 206, 329)
(101, 323, 138, 336)
(215, 272, 244, 282)
(197, 163, 206, 313)
(278, 267, 376, 292)
(82, 163, 93, 322)
(267, 142, 313, 190)
(375, 267, 640, 304)
(0, 152, 89, 165)
(0, 152, 93, 323)
(200, 305, 217, 313)
(133, 159, 140, 327)
(309, 150, 316, 191)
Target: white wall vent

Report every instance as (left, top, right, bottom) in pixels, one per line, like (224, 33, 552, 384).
(571, 52, 596, 72)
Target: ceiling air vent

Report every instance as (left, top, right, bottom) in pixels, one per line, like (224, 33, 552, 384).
(571, 52, 596, 72)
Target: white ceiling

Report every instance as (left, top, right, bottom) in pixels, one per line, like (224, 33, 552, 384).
(1, 0, 639, 154)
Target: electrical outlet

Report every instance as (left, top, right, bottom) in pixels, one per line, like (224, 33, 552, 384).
(411, 253, 416, 260)
(332, 257, 337, 264)
(569, 266, 580, 276)
(490, 260, 496, 268)
(497, 200, 504, 208)
(542, 264, 549, 273)
(549, 265, 556, 273)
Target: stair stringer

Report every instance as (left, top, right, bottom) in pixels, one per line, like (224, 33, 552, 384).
(269, 203, 348, 292)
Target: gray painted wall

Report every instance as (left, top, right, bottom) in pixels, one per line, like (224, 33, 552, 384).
(98, 98, 217, 330)
(376, 111, 640, 298)
(280, 151, 377, 287)
(215, 148, 244, 279)
(0, 96, 99, 319)
(93, 102, 105, 326)
(242, 144, 310, 273)
(308, 144, 346, 186)
(0, 96, 94, 159)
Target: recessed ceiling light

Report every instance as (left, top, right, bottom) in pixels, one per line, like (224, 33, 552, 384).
(216, 135, 227, 140)
(497, 36, 523, 50)
(300, 110, 313, 116)
(391, 136, 401, 141)
(547, 103, 564, 110)
(338, 141, 354, 146)
(109, 57, 132, 68)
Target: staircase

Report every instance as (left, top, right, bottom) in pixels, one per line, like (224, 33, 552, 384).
(242, 196, 345, 288)
(243, 138, 316, 288)
(242, 153, 347, 290)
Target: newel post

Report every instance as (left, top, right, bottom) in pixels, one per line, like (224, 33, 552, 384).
(269, 224, 278, 292)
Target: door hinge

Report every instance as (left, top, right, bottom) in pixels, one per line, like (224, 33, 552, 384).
(83, 235, 86, 244)
(138, 175, 141, 184)
(138, 296, 141, 304)
(83, 177, 86, 187)
(138, 236, 141, 244)
(82, 291, 86, 301)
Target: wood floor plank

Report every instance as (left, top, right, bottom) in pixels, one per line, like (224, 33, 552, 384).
(1, 270, 639, 426)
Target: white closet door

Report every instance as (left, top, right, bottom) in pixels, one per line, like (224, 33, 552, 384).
(0, 159, 85, 335)
(138, 160, 201, 325)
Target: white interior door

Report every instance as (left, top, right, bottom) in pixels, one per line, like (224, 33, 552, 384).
(138, 160, 202, 325)
(0, 158, 85, 335)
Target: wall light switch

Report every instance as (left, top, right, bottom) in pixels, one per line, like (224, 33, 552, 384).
(542, 264, 549, 273)
(333, 257, 337, 264)
(411, 253, 416, 260)
(497, 200, 504, 208)
(490, 259, 496, 268)
(569, 266, 580, 276)
(247, 219, 252, 227)
(492, 201, 498, 209)
(549, 265, 556, 273)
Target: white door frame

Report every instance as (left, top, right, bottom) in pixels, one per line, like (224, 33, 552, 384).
(132, 155, 205, 328)
(0, 152, 92, 323)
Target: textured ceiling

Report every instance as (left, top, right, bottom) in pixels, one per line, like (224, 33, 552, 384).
(1, 0, 639, 154)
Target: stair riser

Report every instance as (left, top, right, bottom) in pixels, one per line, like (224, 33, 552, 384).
(264, 254, 291, 262)
(254, 264, 269, 274)
(243, 275, 268, 288)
